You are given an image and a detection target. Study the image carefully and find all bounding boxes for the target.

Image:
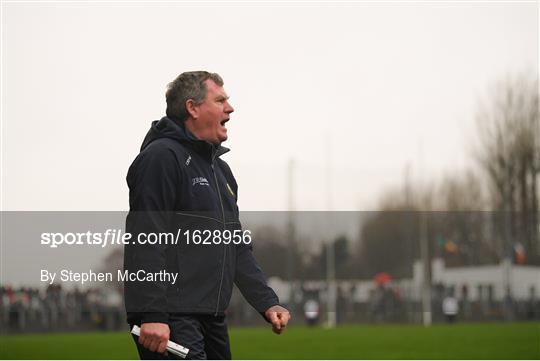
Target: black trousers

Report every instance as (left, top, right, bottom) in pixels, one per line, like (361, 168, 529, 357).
(131, 314, 231, 360)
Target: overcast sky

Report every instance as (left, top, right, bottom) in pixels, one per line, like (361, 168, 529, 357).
(2, 1, 538, 211)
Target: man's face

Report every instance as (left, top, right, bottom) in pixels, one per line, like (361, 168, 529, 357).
(186, 79, 234, 145)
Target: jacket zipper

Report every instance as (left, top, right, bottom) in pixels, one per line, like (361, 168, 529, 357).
(211, 158, 228, 316)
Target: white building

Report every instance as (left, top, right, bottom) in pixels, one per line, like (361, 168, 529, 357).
(269, 258, 540, 303)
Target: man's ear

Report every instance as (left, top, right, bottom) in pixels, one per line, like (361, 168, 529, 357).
(186, 99, 199, 119)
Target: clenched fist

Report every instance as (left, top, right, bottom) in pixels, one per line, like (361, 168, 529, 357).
(264, 305, 291, 334)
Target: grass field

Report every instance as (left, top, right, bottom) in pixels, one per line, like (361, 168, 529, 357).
(0, 322, 539, 359)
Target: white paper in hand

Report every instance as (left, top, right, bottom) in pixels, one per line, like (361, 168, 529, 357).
(131, 325, 189, 359)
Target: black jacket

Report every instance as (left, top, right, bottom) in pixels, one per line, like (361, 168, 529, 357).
(124, 116, 279, 324)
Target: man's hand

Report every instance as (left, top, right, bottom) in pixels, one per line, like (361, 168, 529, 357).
(139, 322, 170, 354)
(264, 305, 291, 334)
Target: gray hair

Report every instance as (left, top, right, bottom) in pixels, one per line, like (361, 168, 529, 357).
(166, 71, 224, 122)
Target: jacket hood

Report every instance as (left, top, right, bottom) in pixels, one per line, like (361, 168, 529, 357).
(140, 116, 229, 157)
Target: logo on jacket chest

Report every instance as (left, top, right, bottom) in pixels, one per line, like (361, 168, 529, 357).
(192, 177, 210, 187)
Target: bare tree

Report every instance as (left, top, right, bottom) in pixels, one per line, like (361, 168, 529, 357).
(359, 172, 493, 274)
(475, 73, 539, 264)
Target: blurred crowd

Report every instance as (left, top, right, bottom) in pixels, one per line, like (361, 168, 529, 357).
(2, 281, 539, 334)
(0, 285, 124, 334)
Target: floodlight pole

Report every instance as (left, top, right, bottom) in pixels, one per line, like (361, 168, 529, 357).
(326, 240, 337, 328)
(502, 164, 513, 319)
(420, 211, 432, 326)
(287, 158, 296, 308)
(325, 132, 337, 328)
(418, 139, 432, 327)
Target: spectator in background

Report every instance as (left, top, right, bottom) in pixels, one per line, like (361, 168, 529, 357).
(442, 292, 459, 323)
(304, 299, 320, 326)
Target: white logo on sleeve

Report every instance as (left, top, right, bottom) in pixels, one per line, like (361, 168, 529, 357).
(192, 177, 210, 187)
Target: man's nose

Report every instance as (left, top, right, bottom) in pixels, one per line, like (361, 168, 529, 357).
(225, 102, 234, 114)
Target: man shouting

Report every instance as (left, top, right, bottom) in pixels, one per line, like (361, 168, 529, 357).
(124, 71, 290, 360)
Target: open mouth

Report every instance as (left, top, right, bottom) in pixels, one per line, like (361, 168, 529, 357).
(220, 119, 229, 126)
